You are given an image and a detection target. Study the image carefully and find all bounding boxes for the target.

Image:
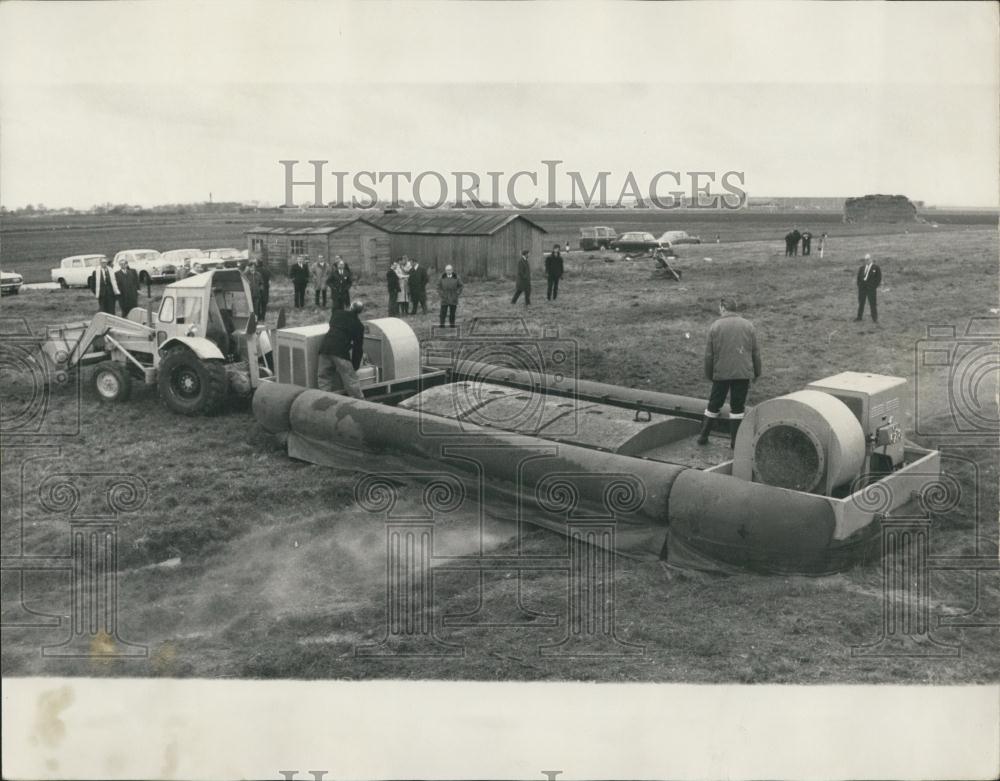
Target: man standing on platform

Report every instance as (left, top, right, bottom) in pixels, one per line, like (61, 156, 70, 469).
(316, 300, 366, 399)
(697, 298, 762, 449)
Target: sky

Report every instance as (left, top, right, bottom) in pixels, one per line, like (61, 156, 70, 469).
(0, 1, 997, 209)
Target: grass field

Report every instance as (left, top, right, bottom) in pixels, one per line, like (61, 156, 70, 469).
(1, 216, 997, 683)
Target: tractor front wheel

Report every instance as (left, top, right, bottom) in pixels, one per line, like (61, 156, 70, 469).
(93, 361, 133, 403)
(157, 349, 226, 415)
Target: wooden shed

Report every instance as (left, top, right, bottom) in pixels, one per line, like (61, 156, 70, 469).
(369, 212, 548, 279)
(245, 218, 391, 279)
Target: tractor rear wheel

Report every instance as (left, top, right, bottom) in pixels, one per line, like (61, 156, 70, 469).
(157, 349, 226, 415)
(93, 361, 133, 403)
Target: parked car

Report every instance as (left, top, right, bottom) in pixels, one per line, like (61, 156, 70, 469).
(579, 226, 618, 250)
(161, 248, 203, 276)
(204, 248, 245, 268)
(50, 254, 107, 288)
(178, 248, 246, 276)
(1, 269, 24, 295)
(610, 231, 661, 253)
(657, 230, 702, 245)
(112, 249, 176, 285)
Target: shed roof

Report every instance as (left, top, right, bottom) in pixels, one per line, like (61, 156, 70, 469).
(245, 212, 547, 237)
(368, 212, 546, 236)
(245, 217, 388, 235)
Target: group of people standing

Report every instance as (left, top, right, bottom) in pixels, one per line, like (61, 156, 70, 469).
(385, 256, 430, 316)
(88, 256, 141, 316)
(286, 254, 355, 313)
(511, 244, 565, 306)
(784, 229, 828, 258)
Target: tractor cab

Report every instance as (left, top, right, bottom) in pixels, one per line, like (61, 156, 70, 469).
(157, 269, 257, 359)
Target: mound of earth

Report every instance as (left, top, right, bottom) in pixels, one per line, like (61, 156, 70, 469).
(843, 194, 919, 223)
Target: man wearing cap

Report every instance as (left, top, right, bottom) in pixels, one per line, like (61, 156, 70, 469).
(697, 298, 762, 448)
(855, 253, 882, 323)
(317, 300, 366, 399)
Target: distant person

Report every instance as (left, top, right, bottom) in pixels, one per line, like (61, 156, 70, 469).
(396, 257, 412, 316)
(855, 253, 882, 324)
(90, 257, 120, 315)
(437, 264, 463, 327)
(386, 260, 401, 315)
(317, 300, 366, 399)
(819, 232, 828, 259)
(511, 249, 532, 306)
(115, 259, 140, 317)
(245, 259, 270, 320)
(258, 259, 271, 320)
(311, 254, 330, 307)
(801, 230, 813, 256)
(697, 297, 762, 449)
(408, 259, 429, 314)
(327, 257, 353, 310)
(289, 256, 310, 309)
(544, 244, 565, 301)
(784, 231, 795, 257)
(564, 241, 570, 253)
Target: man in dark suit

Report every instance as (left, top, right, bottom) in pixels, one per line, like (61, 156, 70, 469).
(90, 257, 119, 314)
(511, 249, 531, 306)
(115, 259, 140, 317)
(289, 256, 310, 309)
(790, 228, 801, 256)
(408, 260, 429, 314)
(327, 257, 354, 311)
(855, 253, 882, 323)
(544, 243, 564, 301)
(801, 230, 812, 256)
(316, 300, 366, 399)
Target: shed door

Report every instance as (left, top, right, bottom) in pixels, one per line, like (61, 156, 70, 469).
(362, 237, 377, 276)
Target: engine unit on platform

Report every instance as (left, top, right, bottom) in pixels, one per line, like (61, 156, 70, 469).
(733, 390, 867, 496)
(274, 317, 421, 390)
(805, 372, 907, 469)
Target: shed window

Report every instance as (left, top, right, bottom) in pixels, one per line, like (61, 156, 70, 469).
(251, 238, 264, 251)
(291, 239, 305, 254)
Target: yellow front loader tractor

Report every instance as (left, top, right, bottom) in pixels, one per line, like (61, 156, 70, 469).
(42, 269, 275, 415)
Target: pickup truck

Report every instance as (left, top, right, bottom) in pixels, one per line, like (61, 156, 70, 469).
(112, 249, 176, 285)
(50, 255, 108, 288)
